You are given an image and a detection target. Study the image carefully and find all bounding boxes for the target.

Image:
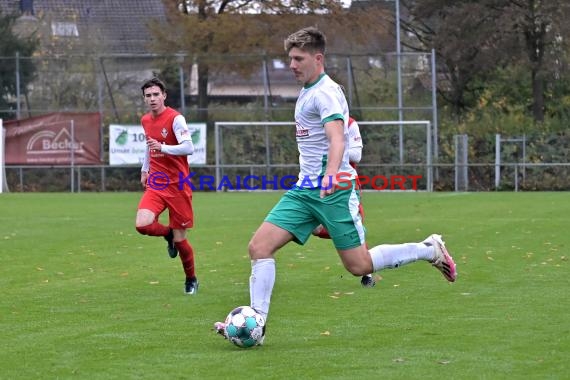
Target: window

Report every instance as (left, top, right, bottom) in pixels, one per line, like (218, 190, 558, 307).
(51, 22, 79, 37)
(20, 0, 34, 15)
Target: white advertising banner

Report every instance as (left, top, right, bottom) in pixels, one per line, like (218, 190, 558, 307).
(109, 123, 206, 165)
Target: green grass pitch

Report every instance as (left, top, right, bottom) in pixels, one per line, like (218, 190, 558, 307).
(0, 192, 568, 379)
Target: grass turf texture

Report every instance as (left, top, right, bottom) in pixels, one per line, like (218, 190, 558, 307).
(0, 192, 567, 379)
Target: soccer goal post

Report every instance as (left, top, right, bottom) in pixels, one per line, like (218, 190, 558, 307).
(214, 120, 433, 192)
(356, 120, 432, 191)
(0, 118, 6, 193)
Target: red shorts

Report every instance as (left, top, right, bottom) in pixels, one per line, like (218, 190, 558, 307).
(138, 189, 194, 229)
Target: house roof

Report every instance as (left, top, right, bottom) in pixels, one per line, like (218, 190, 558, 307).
(0, 0, 167, 54)
(1, 1, 395, 56)
(0, 1, 398, 101)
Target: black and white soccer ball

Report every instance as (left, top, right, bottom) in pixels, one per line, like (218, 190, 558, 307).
(224, 306, 265, 348)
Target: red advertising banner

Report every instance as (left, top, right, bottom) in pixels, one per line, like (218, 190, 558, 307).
(4, 112, 101, 165)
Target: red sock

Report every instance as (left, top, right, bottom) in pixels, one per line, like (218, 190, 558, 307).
(136, 222, 170, 237)
(315, 227, 331, 239)
(175, 240, 195, 279)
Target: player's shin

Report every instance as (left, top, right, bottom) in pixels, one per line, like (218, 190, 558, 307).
(176, 240, 195, 278)
(249, 258, 275, 321)
(368, 243, 435, 271)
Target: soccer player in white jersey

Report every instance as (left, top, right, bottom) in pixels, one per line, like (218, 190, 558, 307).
(311, 116, 375, 287)
(215, 27, 457, 344)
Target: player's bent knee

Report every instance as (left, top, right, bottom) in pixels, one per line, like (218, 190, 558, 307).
(338, 247, 373, 276)
(342, 259, 373, 276)
(344, 264, 368, 276)
(136, 224, 152, 235)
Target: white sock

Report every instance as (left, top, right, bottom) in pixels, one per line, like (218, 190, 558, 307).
(249, 258, 275, 321)
(369, 243, 435, 272)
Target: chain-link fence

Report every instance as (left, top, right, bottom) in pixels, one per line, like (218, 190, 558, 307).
(4, 128, 570, 192)
(5, 162, 570, 193)
(2, 52, 569, 192)
(0, 51, 437, 122)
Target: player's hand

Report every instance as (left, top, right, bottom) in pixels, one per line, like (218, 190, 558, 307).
(320, 173, 338, 198)
(140, 171, 149, 189)
(147, 137, 162, 151)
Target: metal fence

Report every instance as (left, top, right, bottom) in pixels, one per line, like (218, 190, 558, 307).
(3, 117, 570, 192)
(214, 120, 434, 191)
(5, 162, 570, 193)
(3, 52, 569, 192)
(0, 51, 438, 123)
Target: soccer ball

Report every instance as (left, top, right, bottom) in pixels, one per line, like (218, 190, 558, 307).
(224, 306, 265, 348)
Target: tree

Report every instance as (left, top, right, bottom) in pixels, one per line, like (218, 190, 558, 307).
(502, 0, 570, 122)
(399, 0, 515, 120)
(0, 11, 38, 119)
(153, 0, 348, 122)
(400, 0, 570, 123)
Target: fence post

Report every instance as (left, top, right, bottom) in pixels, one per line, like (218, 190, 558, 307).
(346, 56, 353, 107)
(70, 120, 75, 192)
(395, 0, 404, 165)
(522, 134, 526, 182)
(16, 52, 21, 120)
(215, 122, 220, 189)
(262, 58, 269, 120)
(514, 164, 519, 192)
(0, 121, 5, 193)
(177, 53, 186, 116)
(426, 121, 433, 191)
(431, 49, 439, 179)
(495, 134, 501, 190)
(454, 134, 468, 191)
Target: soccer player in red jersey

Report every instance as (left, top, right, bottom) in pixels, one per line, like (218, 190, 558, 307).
(311, 117, 375, 287)
(135, 77, 198, 295)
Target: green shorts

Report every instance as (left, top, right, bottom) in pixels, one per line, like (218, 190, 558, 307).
(265, 181, 366, 250)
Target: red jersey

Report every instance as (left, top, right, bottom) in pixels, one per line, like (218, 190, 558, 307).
(347, 117, 363, 190)
(347, 117, 362, 169)
(141, 107, 191, 197)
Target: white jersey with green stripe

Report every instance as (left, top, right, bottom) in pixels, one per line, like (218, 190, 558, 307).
(294, 73, 357, 188)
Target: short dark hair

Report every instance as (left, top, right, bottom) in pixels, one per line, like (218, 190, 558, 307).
(284, 27, 326, 54)
(141, 77, 166, 95)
